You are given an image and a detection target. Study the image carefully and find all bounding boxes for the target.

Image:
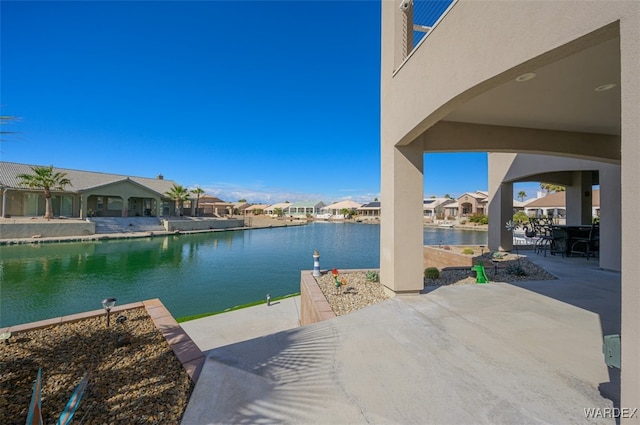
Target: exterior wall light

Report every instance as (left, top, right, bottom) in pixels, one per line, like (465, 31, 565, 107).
(515, 72, 536, 82)
(594, 83, 617, 92)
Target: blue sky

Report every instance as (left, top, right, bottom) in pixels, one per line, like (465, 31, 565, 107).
(1, 1, 540, 203)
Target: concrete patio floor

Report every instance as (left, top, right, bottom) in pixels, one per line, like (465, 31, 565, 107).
(181, 252, 621, 424)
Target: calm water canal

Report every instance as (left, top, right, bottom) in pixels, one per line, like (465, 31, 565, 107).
(0, 223, 487, 327)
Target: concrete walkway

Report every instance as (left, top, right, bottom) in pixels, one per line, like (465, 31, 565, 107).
(181, 253, 620, 424)
(180, 297, 301, 352)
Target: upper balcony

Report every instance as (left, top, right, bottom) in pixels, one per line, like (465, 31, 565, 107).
(395, 0, 456, 74)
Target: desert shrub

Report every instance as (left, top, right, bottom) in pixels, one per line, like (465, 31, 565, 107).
(460, 219, 467, 225)
(366, 270, 379, 282)
(461, 247, 474, 255)
(506, 263, 527, 276)
(513, 211, 529, 224)
(424, 267, 440, 279)
(469, 213, 489, 225)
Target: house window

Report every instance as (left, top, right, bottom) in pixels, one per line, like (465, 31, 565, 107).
(107, 197, 122, 211)
(51, 195, 73, 216)
(24, 193, 40, 216)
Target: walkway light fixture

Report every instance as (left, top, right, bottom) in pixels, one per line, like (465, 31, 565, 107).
(313, 250, 321, 277)
(101, 297, 116, 327)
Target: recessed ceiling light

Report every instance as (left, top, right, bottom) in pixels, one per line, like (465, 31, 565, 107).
(595, 83, 617, 92)
(515, 72, 536, 82)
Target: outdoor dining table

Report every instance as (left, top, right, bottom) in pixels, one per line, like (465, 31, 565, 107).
(551, 224, 596, 257)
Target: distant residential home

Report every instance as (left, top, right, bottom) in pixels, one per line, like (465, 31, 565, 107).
(244, 204, 270, 215)
(443, 202, 459, 218)
(423, 198, 455, 218)
(512, 199, 528, 212)
(185, 195, 233, 217)
(0, 161, 179, 219)
(233, 201, 250, 215)
(264, 202, 291, 217)
(285, 201, 326, 217)
(321, 200, 362, 218)
(456, 191, 488, 216)
(524, 190, 600, 219)
(357, 201, 381, 218)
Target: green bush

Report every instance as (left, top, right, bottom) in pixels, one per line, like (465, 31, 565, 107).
(366, 270, 379, 282)
(513, 211, 529, 224)
(424, 267, 440, 279)
(461, 247, 475, 255)
(469, 213, 489, 225)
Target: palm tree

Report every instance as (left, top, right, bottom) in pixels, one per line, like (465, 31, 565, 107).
(165, 184, 190, 217)
(17, 165, 72, 219)
(540, 182, 566, 193)
(517, 190, 527, 202)
(191, 186, 205, 216)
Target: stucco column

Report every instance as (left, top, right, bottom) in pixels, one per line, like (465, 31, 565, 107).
(80, 193, 89, 219)
(488, 182, 513, 252)
(1, 188, 7, 218)
(599, 166, 621, 272)
(620, 14, 640, 415)
(380, 141, 424, 294)
(565, 171, 593, 225)
(488, 153, 515, 252)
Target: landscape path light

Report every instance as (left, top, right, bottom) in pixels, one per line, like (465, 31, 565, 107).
(313, 250, 321, 277)
(101, 297, 116, 327)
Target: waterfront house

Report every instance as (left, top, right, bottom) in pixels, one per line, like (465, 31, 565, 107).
(264, 202, 291, 217)
(243, 204, 270, 215)
(524, 190, 600, 220)
(0, 161, 177, 219)
(321, 200, 363, 219)
(456, 191, 488, 216)
(284, 201, 326, 218)
(232, 201, 250, 215)
(357, 201, 381, 218)
(423, 197, 454, 219)
(185, 195, 234, 217)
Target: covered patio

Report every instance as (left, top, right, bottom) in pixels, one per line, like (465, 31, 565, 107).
(381, 0, 637, 414)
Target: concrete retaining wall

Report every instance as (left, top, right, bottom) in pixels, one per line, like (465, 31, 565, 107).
(0, 221, 95, 239)
(300, 271, 336, 326)
(423, 245, 486, 269)
(164, 218, 244, 232)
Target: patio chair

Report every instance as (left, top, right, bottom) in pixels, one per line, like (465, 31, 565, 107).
(569, 223, 599, 260)
(525, 218, 554, 256)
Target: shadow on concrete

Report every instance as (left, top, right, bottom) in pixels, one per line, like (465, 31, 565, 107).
(508, 251, 621, 410)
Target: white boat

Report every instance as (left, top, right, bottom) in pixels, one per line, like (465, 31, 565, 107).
(439, 223, 454, 228)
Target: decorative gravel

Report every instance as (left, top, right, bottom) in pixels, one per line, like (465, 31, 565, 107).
(425, 255, 556, 286)
(315, 271, 390, 316)
(316, 256, 556, 316)
(0, 308, 192, 424)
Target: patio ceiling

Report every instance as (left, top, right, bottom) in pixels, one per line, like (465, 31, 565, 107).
(444, 37, 620, 136)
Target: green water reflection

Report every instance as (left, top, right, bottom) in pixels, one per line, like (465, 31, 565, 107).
(0, 223, 486, 327)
